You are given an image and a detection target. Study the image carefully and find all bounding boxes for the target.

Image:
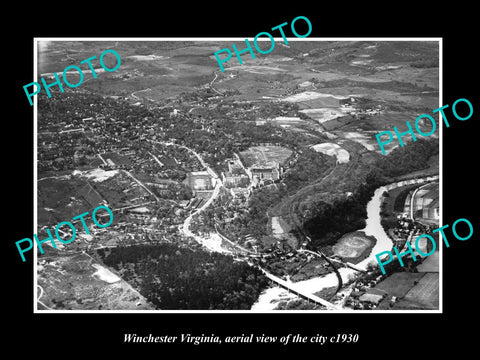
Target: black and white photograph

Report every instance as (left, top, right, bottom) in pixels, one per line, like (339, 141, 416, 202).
(5, 6, 478, 356)
(33, 38, 441, 312)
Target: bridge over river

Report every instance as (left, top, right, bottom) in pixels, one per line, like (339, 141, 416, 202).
(256, 266, 341, 310)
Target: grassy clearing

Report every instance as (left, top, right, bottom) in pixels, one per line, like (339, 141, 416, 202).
(332, 231, 377, 264)
(239, 146, 293, 167)
(375, 272, 425, 298)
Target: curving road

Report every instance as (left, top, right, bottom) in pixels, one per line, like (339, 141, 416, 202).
(37, 285, 53, 310)
(181, 179, 222, 243)
(409, 182, 433, 221)
(131, 88, 151, 100)
(208, 71, 224, 96)
(298, 248, 343, 298)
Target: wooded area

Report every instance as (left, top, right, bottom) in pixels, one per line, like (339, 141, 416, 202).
(304, 138, 439, 248)
(97, 244, 269, 310)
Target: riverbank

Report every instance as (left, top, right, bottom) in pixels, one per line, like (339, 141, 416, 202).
(251, 175, 439, 310)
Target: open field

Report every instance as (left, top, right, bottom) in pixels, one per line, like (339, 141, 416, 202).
(38, 176, 104, 227)
(38, 39, 439, 111)
(332, 231, 376, 264)
(311, 142, 350, 163)
(403, 272, 439, 306)
(375, 272, 425, 298)
(37, 253, 153, 310)
(239, 145, 293, 167)
(37, 168, 160, 237)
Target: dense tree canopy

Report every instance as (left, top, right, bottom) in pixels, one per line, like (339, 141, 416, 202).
(98, 244, 269, 310)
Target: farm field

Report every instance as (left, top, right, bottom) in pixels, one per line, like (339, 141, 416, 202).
(373, 270, 439, 310)
(37, 252, 153, 310)
(375, 272, 425, 298)
(239, 145, 293, 167)
(311, 142, 350, 163)
(37, 169, 151, 227)
(402, 272, 439, 308)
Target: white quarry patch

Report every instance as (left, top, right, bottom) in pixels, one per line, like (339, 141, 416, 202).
(270, 56, 293, 62)
(351, 59, 373, 66)
(342, 132, 376, 151)
(283, 91, 350, 103)
(92, 264, 121, 283)
(78, 233, 94, 242)
(226, 65, 287, 74)
(130, 206, 150, 213)
(299, 108, 349, 123)
(127, 54, 166, 61)
(272, 116, 303, 122)
(299, 81, 313, 87)
(311, 143, 350, 163)
(79, 168, 119, 183)
(251, 287, 295, 311)
(201, 233, 231, 254)
(271, 217, 285, 236)
(376, 64, 402, 71)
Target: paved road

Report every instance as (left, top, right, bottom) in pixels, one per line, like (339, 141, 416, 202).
(167, 142, 341, 308)
(208, 71, 224, 96)
(37, 285, 53, 310)
(181, 179, 222, 242)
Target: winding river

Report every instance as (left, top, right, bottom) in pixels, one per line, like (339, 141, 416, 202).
(251, 175, 439, 310)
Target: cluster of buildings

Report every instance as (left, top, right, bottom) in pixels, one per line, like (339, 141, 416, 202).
(345, 275, 388, 310)
(248, 162, 281, 185)
(221, 160, 250, 198)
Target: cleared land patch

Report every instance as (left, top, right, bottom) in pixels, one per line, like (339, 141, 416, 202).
(37, 253, 153, 310)
(332, 231, 376, 263)
(401, 272, 439, 308)
(239, 145, 292, 167)
(311, 143, 350, 163)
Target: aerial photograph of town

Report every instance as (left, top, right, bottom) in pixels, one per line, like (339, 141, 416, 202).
(35, 39, 440, 311)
